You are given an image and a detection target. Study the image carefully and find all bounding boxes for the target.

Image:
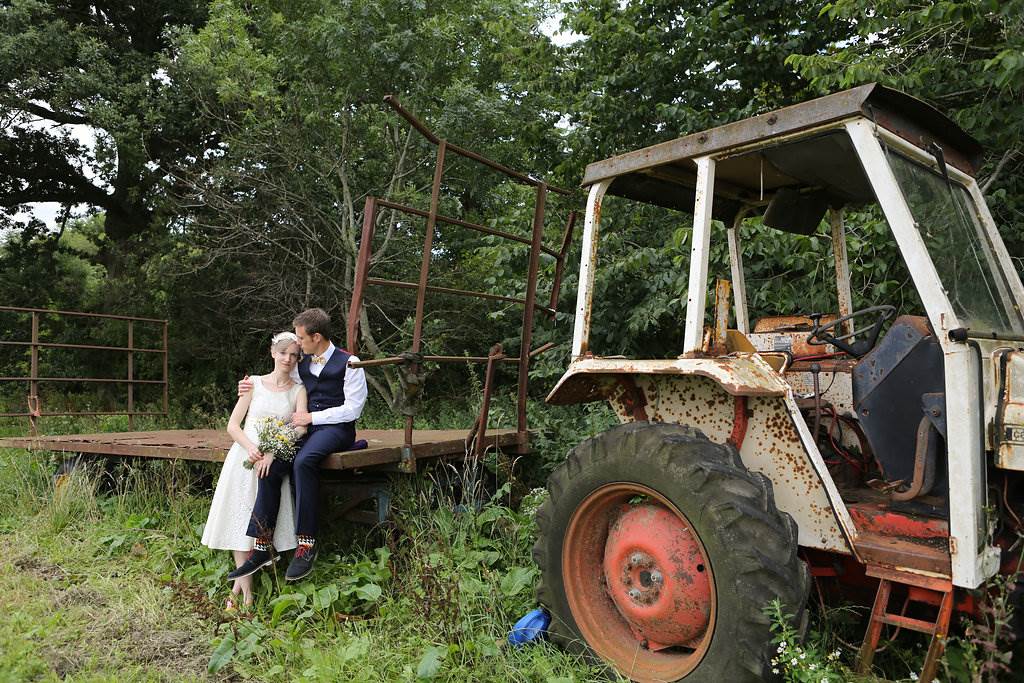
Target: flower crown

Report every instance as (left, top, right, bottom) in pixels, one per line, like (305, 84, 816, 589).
(271, 331, 299, 347)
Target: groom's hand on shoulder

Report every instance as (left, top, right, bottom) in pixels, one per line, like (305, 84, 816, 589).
(290, 410, 312, 427)
(238, 375, 254, 396)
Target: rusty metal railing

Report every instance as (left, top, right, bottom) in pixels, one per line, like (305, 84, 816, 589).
(0, 306, 169, 435)
(346, 97, 577, 467)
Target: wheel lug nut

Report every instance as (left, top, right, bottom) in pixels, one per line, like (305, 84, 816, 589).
(629, 552, 645, 567)
(628, 588, 642, 601)
(649, 570, 663, 585)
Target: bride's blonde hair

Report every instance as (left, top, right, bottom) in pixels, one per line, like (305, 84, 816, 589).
(271, 331, 299, 349)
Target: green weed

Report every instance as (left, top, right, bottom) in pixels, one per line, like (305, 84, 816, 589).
(766, 599, 852, 682)
(0, 440, 606, 681)
(944, 540, 1024, 682)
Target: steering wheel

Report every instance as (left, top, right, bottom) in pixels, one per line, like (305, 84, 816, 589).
(806, 305, 896, 358)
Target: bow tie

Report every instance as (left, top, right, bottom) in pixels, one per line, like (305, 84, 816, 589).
(311, 354, 327, 365)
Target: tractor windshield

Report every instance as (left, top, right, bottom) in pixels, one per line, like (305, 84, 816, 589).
(888, 152, 1024, 335)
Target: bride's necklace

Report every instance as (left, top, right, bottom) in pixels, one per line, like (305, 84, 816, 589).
(271, 373, 292, 389)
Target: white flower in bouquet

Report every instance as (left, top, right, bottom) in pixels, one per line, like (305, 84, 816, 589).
(243, 417, 300, 469)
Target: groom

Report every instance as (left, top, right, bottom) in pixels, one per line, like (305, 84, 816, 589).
(228, 307, 367, 582)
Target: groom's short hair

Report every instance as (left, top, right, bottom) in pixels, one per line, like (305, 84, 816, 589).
(293, 308, 331, 339)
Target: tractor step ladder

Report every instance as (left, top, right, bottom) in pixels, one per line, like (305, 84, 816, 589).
(856, 565, 954, 682)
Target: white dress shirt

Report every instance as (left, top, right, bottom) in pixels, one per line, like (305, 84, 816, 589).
(289, 343, 368, 426)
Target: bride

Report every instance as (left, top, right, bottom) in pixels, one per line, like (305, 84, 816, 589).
(201, 331, 305, 607)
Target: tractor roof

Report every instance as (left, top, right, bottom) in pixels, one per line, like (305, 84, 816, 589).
(582, 84, 983, 224)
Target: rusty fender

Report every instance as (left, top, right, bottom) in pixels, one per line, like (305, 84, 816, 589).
(547, 355, 857, 554)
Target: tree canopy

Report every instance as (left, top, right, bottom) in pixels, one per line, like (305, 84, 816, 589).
(0, 1, 209, 257)
(1, 0, 1023, 414)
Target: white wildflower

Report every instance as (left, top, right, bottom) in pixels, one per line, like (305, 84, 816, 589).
(809, 663, 817, 670)
(772, 668, 779, 675)
(791, 657, 798, 666)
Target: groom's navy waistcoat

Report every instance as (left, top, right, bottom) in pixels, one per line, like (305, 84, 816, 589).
(298, 349, 351, 416)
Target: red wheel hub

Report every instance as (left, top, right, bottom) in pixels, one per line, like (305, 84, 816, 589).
(562, 484, 716, 682)
(603, 504, 712, 649)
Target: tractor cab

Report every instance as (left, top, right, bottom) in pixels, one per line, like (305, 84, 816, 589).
(538, 84, 1024, 682)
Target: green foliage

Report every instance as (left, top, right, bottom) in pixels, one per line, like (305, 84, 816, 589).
(0, 0, 210, 247)
(0, 444, 604, 680)
(944, 541, 1023, 682)
(787, 0, 1024, 262)
(766, 600, 850, 682)
(559, 0, 853, 161)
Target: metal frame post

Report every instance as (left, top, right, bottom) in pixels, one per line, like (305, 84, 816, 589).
(402, 140, 448, 471)
(347, 196, 377, 354)
(726, 210, 749, 334)
(127, 321, 134, 430)
(830, 208, 855, 337)
(472, 344, 504, 459)
(29, 312, 39, 436)
(516, 184, 547, 449)
(548, 211, 578, 315)
(846, 119, 996, 588)
(572, 180, 611, 359)
(162, 321, 169, 415)
(683, 156, 717, 354)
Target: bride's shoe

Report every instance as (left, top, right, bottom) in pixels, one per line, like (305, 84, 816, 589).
(226, 548, 278, 580)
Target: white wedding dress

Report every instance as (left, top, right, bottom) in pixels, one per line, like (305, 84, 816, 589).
(201, 375, 300, 551)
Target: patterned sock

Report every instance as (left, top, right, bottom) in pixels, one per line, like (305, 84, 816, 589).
(254, 535, 272, 552)
(297, 535, 315, 548)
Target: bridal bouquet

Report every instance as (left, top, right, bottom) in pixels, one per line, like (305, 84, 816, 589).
(243, 417, 300, 469)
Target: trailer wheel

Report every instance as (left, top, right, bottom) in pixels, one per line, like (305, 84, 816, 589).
(534, 422, 809, 682)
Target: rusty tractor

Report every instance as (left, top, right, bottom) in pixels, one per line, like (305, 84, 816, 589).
(534, 84, 1024, 681)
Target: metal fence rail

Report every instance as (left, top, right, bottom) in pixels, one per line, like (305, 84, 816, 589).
(0, 305, 169, 434)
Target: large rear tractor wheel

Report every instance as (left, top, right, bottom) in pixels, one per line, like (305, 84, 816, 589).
(534, 422, 810, 682)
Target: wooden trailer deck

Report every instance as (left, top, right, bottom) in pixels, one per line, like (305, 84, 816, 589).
(0, 428, 519, 472)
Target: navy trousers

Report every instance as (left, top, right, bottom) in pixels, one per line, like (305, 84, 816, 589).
(247, 422, 355, 540)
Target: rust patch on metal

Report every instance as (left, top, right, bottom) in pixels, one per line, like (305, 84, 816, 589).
(547, 355, 787, 406)
(750, 314, 839, 357)
(612, 376, 650, 422)
(742, 396, 849, 552)
(727, 396, 749, 450)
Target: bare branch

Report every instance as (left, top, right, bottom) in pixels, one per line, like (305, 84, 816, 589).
(982, 148, 1019, 194)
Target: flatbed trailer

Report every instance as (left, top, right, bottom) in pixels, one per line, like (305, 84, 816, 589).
(0, 428, 519, 472)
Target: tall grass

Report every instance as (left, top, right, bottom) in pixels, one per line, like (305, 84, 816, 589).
(1, 437, 607, 681)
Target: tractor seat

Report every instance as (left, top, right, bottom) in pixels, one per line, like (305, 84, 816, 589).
(852, 315, 947, 496)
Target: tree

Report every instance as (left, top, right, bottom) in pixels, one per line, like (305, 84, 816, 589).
(559, 0, 853, 163)
(787, 0, 1024, 256)
(167, 0, 570, 407)
(0, 0, 209, 261)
